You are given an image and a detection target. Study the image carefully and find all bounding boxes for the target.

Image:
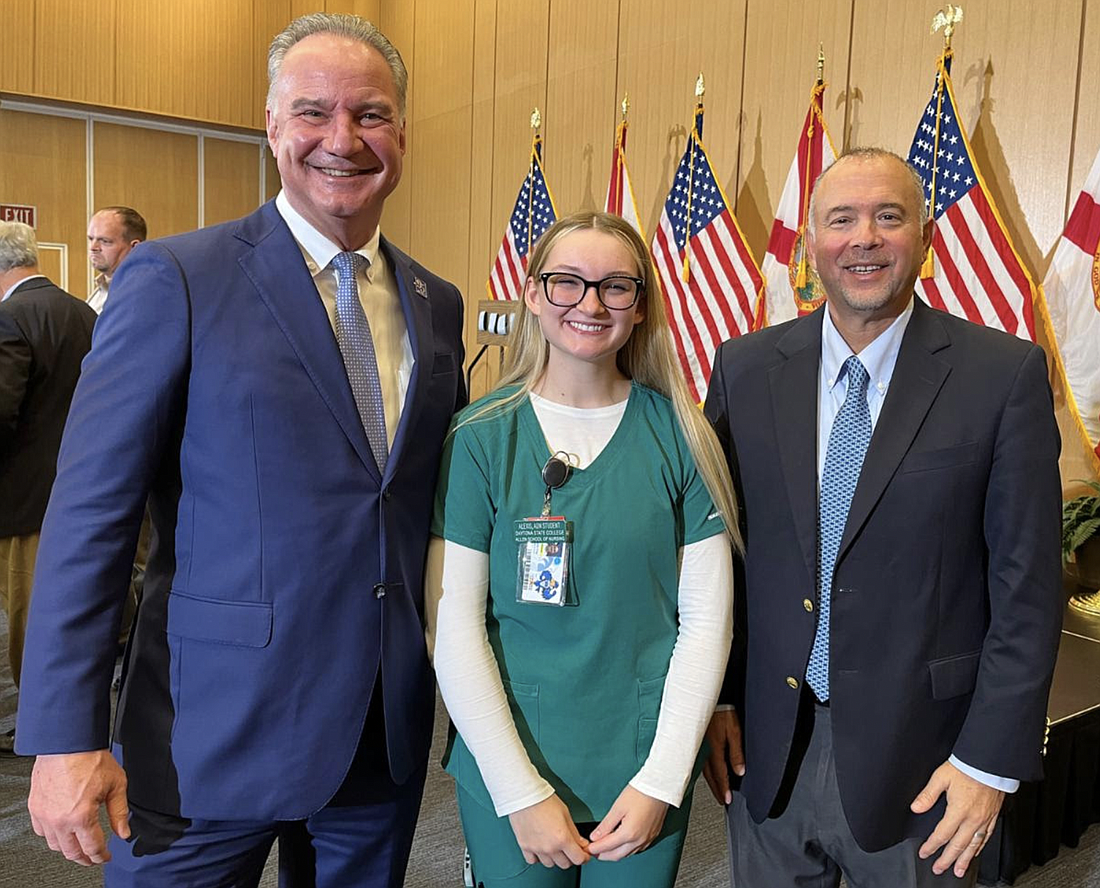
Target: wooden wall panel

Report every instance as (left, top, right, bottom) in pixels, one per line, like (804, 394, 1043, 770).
(327, 0, 382, 18)
(488, 0, 550, 263)
(34, 0, 116, 106)
(115, 0, 253, 126)
(93, 123, 199, 246)
(0, 109, 88, 297)
(378, 0, 417, 252)
(850, 0, 1082, 275)
(0, 0, 36, 94)
(408, 0, 475, 288)
(543, 1, 619, 216)
(1068, 0, 1100, 207)
(616, 0, 749, 242)
(204, 138, 261, 226)
(36, 245, 65, 290)
(737, 0, 852, 258)
(264, 148, 282, 202)
(252, 0, 292, 130)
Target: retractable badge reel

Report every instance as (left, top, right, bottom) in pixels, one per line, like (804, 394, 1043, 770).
(514, 452, 573, 606)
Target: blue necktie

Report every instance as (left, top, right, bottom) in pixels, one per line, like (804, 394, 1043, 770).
(331, 251, 388, 471)
(806, 355, 871, 701)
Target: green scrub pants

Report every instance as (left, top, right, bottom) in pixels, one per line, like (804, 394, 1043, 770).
(456, 785, 694, 888)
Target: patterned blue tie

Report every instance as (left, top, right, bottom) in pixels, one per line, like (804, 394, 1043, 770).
(331, 251, 388, 471)
(806, 355, 871, 701)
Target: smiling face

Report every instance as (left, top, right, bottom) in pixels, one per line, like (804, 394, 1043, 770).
(807, 154, 932, 326)
(265, 33, 406, 250)
(87, 211, 137, 276)
(524, 228, 645, 378)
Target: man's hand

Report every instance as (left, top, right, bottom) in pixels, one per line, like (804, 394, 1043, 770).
(911, 760, 1004, 878)
(28, 750, 130, 866)
(587, 785, 669, 861)
(702, 708, 745, 805)
(507, 794, 590, 869)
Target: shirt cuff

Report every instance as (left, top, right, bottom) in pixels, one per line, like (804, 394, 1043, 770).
(949, 755, 1020, 793)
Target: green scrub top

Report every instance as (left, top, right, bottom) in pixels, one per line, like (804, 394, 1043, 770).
(432, 383, 725, 821)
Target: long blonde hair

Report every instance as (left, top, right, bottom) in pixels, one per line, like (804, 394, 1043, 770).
(463, 211, 742, 551)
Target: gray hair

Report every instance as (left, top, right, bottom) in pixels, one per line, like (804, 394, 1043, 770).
(808, 147, 930, 230)
(0, 221, 38, 273)
(267, 13, 407, 119)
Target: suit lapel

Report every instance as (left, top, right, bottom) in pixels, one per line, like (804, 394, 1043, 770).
(838, 299, 951, 559)
(235, 203, 381, 480)
(381, 238, 433, 481)
(770, 311, 824, 586)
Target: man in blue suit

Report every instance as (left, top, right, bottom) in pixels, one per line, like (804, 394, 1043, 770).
(17, 13, 466, 887)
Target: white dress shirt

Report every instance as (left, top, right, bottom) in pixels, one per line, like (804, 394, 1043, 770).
(87, 273, 110, 314)
(817, 300, 1017, 794)
(275, 191, 413, 446)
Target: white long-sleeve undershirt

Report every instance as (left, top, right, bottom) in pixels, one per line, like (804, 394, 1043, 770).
(425, 394, 733, 816)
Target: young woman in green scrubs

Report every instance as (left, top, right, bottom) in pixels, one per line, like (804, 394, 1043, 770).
(427, 211, 739, 887)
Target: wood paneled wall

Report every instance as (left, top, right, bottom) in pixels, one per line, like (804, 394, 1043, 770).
(2, 0, 1096, 481)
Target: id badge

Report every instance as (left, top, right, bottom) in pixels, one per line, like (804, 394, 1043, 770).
(514, 517, 572, 606)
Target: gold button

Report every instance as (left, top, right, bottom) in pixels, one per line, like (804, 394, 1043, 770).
(803, 599, 814, 612)
(786, 676, 799, 689)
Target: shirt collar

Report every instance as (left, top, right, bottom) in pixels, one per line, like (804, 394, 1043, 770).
(94, 272, 110, 292)
(275, 190, 381, 280)
(820, 296, 914, 394)
(2, 274, 47, 302)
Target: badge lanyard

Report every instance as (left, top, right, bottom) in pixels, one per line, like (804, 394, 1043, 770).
(514, 452, 574, 606)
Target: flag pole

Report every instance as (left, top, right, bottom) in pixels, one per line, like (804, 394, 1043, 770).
(528, 108, 541, 256)
(682, 73, 705, 283)
(922, 5, 964, 279)
(795, 46, 826, 290)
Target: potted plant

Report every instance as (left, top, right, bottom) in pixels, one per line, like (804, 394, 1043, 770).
(1063, 479, 1100, 614)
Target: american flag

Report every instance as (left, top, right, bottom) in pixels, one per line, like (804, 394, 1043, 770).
(605, 113, 645, 239)
(906, 53, 1037, 340)
(488, 130, 557, 301)
(761, 78, 837, 327)
(651, 103, 764, 403)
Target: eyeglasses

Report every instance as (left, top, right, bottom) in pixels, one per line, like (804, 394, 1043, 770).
(538, 272, 644, 310)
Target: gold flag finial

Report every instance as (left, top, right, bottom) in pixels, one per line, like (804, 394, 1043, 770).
(621, 94, 630, 120)
(530, 107, 541, 130)
(817, 43, 825, 82)
(695, 73, 705, 99)
(931, 5, 963, 48)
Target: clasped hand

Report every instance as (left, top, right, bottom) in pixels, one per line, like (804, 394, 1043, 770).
(508, 785, 668, 869)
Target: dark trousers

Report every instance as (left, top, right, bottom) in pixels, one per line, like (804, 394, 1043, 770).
(105, 683, 426, 888)
(726, 702, 979, 888)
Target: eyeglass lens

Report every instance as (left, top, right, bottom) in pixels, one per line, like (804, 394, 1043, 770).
(542, 273, 640, 309)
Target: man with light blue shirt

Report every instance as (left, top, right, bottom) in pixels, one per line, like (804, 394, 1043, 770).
(702, 148, 1061, 886)
(18, 12, 465, 886)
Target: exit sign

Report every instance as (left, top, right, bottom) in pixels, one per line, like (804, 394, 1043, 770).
(0, 204, 37, 227)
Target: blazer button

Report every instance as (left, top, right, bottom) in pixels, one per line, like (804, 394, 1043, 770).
(803, 599, 813, 612)
(373, 583, 387, 599)
(786, 676, 799, 690)
(382, 488, 392, 501)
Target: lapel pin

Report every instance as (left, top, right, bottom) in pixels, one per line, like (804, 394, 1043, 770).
(413, 277, 428, 298)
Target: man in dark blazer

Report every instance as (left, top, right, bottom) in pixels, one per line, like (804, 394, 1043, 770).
(0, 222, 96, 756)
(17, 13, 465, 887)
(703, 149, 1062, 886)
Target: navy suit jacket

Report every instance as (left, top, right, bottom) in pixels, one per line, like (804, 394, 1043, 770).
(704, 298, 1062, 851)
(17, 201, 466, 821)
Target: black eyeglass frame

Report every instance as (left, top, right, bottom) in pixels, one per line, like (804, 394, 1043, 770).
(537, 272, 645, 310)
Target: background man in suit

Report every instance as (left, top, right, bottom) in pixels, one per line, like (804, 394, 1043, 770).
(702, 148, 1062, 886)
(86, 206, 146, 314)
(0, 222, 96, 757)
(17, 13, 465, 887)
